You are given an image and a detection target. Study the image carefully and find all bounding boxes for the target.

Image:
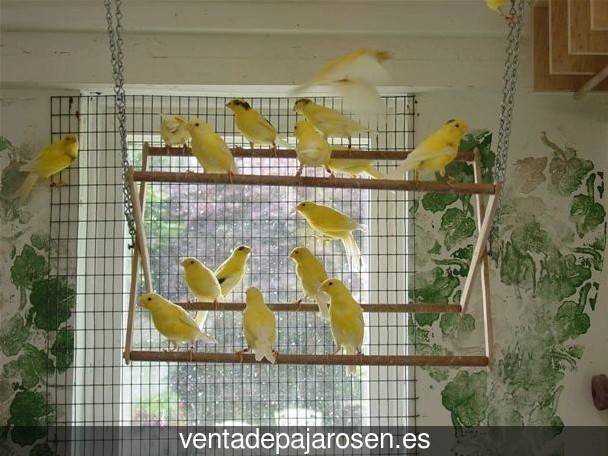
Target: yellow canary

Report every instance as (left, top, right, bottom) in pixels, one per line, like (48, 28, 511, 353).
(320, 278, 364, 374)
(215, 245, 252, 296)
(295, 201, 365, 262)
(485, 0, 506, 12)
(160, 115, 190, 148)
(326, 159, 386, 179)
(15, 134, 79, 203)
(288, 246, 330, 320)
(188, 119, 238, 174)
(226, 99, 288, 151)
(292, 49, 391, 94)
(292, 49, 391, 123)
(180, 257, 222, 328)
(242, 287, 277, 363)
(293, 99, 368, 148)
(294, 120, 332, 177)
(139, 292, 216, 350)
(387, 119, 469, 179)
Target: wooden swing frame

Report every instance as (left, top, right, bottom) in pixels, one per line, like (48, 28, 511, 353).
(123, 143, 496, 367)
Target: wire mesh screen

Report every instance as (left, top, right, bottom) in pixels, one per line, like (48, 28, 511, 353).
(47, 93, 417, 443)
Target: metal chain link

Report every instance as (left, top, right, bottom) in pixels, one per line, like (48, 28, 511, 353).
(490, 0, 525, 251)
(104, 0, 136, 246)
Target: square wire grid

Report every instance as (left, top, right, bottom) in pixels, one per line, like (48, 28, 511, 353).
(47, 94, 418, 436)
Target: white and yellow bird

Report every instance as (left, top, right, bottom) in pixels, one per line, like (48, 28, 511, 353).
(292, 49, 391, 94)
(139, 292, 216, 351)
(293, 99, 368, 149)
(215, 245, 252, 297)
(180, 257, 222, 328)
(288, 246, 330, 320)
(295, 201, 365, 263)
(241, 287, 277, 363)
(226, 99, 288, 152)
(15, 134, 80, 203)
(291, 49, 392, 123)
(320, 278, 364, 374)
(160, 115, 190, 150)
(387, 119, 469, 180)
(188, 119, 238, 175)
(294, 120, 332, 177)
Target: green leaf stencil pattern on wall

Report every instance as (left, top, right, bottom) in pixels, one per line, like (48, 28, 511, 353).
(0, 136, 76, 451)
(414, 132, 605, 447)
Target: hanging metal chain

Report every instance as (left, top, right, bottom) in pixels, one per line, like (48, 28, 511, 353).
(104, 0, 136, 247)
(489, 0, 525, 252)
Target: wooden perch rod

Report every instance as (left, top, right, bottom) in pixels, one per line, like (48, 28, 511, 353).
(178, 302, 461, 313)
(147, 146, 475, 162)
(128, 351, 489, 367)
(133, 171, 497, 195)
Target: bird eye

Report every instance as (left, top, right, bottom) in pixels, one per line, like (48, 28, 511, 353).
(238, 246, 244, 251)
(147, 297, 152, 301)
(190, 260, 194, 265)
(328, 281, 333, 286)
(195, 123, 200, 127)
(455, 123, 460, 128)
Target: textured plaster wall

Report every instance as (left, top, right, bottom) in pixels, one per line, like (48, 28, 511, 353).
(415, 90, 608, 431)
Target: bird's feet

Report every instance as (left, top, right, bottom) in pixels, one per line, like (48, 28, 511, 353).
(227, 171, 236, 184)
(182, 144, 188, 154)
(292, 297, 305, 310)
(236, 348, 249, 362)
(332, 347, 342, 355)
(50, 180, 66, 188)
(250, 142, 255, 154)
(295, 166, 303, 178)
(325, 167, 335, 179)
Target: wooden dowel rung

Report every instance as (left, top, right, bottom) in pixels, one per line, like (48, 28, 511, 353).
(132, 171, 496, 195)
(177, 302, 461, 313)
(128, 351, 489, 367)
(147, 146, 475, 162)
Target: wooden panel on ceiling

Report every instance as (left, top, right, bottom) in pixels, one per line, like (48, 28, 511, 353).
(550, 0, 608, 74)
(535, 3, 608, 91)
(591, 0, 608, 30)
(569, 0, 608, 54)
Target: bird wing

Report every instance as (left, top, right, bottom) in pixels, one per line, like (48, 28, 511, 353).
(255, 114, 276, 135)
(309, 208, 359, 232)
(174, 306, 203, 334)
(25, 143, 75, 178)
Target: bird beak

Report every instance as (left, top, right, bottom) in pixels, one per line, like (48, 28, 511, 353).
(179, 260, 186, 267)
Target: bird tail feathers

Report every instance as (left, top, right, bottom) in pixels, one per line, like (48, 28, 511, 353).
(254, 345, 276, 364)
(345, 346, 358, 375)
(364, 164, 386, 180)
(314, 292, 330, 321)
(197, 330, 216, 344)
(386, 156, 418, 180)
(194, 311, 209, 329)
(275, 136, 292, 149)
(341, 233, 362, 272)
(15, 173, 39, 204)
